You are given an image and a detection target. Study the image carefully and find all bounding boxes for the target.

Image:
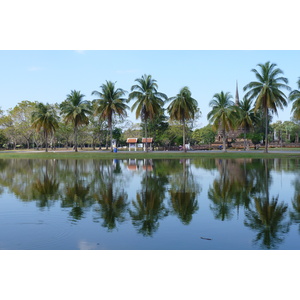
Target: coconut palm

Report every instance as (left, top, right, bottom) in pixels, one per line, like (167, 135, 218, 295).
(235, 97, 259, 150)
(128, 74, 168, 152)
(167, 87, 198, 152)
(31, 102, 59, 152)
(60, 90, 92, 152)
(207, 91, 235, 152)
(289, 78, 300, 120)
(243, 61, 291, 153)
(92, 81, 129, 152)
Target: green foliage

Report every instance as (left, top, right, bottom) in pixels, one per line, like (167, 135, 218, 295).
(243, 61, 291, 152)
(246, 132, 263, 145)
(92, 81, 129, 151)
(192, 125, 216, 144)
(167, 87, 199, 151)
(207, 91, 235, 152)
(128, 74, 167, 152)
(31, 102, 59, 152)
(0, 129, 8, 147)
(289, 78, 300, 120)
(60, 90, 92, 152)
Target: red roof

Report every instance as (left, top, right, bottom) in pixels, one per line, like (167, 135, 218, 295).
(127, 165, 138, 171)
(127, 138, 138, 143)
(143, 165, 153, 171)
(142, 138, 153, 143)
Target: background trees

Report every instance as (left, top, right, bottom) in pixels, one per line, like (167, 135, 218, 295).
(1, 68, 300, 151)
(128, 74, 168, 152)
(289, 78, 300, 120)
(167, 86, 199, 152)
(31, 102, 59, 152)
(243, 61, 291, 153)
(92, 81, 129, 152)
(207, 91, 235, 152)
(60, 90, 92, 152)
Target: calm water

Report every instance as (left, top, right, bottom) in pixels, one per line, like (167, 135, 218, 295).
(0, 157, 300, 250)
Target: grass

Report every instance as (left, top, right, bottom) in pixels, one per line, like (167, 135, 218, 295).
(1, 149, 300, 160)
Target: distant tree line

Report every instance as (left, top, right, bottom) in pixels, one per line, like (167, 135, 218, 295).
(0, 62, 300, 153)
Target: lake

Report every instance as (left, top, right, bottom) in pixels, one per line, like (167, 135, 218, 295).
(0, 157, 299, 250)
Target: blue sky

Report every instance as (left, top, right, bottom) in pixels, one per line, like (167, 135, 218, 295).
(1, 50, 299, 127)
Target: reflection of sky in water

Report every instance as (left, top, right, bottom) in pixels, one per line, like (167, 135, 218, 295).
(0, 158, 299, 250)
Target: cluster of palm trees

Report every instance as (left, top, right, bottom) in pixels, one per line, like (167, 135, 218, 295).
(31, 61, 300, 153)
(31, 74, 199, 152)
(208, 61, 300, 153)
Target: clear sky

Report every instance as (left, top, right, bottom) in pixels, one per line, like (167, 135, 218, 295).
(1, 50, 299, 127)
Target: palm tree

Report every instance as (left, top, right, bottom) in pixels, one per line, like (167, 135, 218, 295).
(60, 90, 92, 152)
(236, 97, 258, 150)
(243, 61, 291, 153)
(31, 102, 59, 152)
(128, 74, 168, 152)
(92, 81, 129, 152)
(289, 78, 300, 120)
(207, 91, 235, 152)
(167, 86, 198, 152)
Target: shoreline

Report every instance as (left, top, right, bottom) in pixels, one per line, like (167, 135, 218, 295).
(1, 149, 300, 159)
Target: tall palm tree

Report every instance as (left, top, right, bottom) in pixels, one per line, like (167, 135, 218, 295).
(60, 90, 92, 152)
(289, 78, 300, 120)
(167, 86, 198, 152)
(207, 91, 235, 152)
(92, 81, 129, 152)
(236, 97, 258, 150)
(243, 61, 291, 153)
(128, 74, 168, 152)
(31, 102, 59, 152)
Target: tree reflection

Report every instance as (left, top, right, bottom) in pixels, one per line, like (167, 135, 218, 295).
(31, 173, 59, 208)
(129, 159, 168, 236)
(92, 160, 129, 231)
(289, 178, 300, 233)
(244, 159, 290, 249)
(169, 159, 200, 225)
(61, 170, 92, 222)
(244, 196, 289, 249)
(93, 184, 128, 231)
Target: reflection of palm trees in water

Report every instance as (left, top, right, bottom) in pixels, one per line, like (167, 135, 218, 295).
(129, 159, 168, 237)
(208, 178, 235, 221)
(61, 159, 92, 222)
(93, 159, 128, 231)
(289, 178, 300, 233)
(244, 196, 289, 249)
(169, 159, 200, 225)
(93, 183, 128, 231)
(244, 159, 290, 249)
(62, 181, 91, 221)
(208, 159, 246, 221)
(32, 173, 59, 208)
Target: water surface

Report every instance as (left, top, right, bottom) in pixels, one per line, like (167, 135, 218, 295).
(0, 157, 299, 250)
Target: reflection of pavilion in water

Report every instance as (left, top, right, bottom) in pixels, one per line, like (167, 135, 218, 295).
(124, 159, 153, 172)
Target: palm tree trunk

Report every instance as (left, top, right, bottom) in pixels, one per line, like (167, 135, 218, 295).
(183, 118, 186, 153)
(145, 119, 148, 153)
(222, 128, 226, 152)
(109, 117, 113, 152)
(265, 110, 268, 153)
(45, 131, 48, 152)
(74, 125, 78, 152)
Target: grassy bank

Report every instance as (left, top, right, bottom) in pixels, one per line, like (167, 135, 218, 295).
(1, 150, 300, 160)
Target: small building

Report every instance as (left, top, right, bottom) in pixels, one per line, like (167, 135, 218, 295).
(127, 138, 138, 151)
(142, 138, 153, 151)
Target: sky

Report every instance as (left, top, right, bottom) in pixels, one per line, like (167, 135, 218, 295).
(1, 50, 299, 128)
